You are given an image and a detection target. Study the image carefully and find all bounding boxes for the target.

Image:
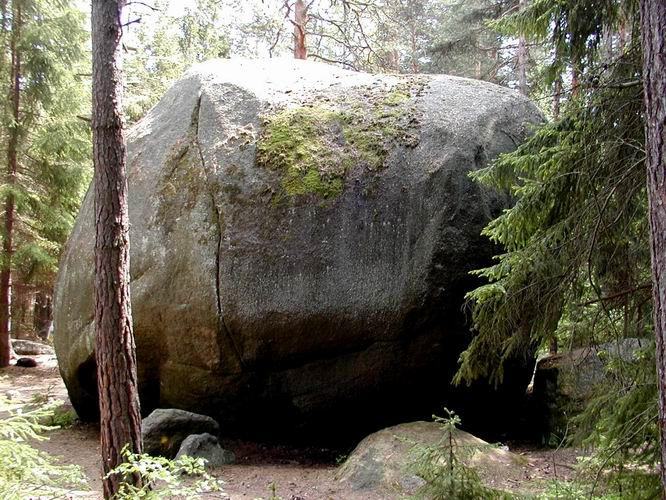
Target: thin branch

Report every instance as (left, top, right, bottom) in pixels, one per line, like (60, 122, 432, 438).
(126, 1, 160, 11)
(578, 283, 651, 307)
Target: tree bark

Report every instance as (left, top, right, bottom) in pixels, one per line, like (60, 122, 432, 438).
(91, 0, 143, 497)
(571, 62, 581, 97)
(0, 0, 21, 367)
(640, 0, 666, 494)
(517, 0, 528, 95)
(293, 0, 307, 59)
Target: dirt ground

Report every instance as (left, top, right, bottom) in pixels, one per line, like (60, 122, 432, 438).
(1, 356, 581, 499)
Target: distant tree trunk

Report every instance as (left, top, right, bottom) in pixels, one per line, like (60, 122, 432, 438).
(571, 63, 580, 97)
(602, 24, 614, 63)
(619, 3, 630, 52)
(33, 290, 52, 340)
(640, 0, 666, 493)
(517, 0, 528, 95)
(293, 0, 307, 59)
(12, 283, 30, 339)
(409, 19, 420, 73)
(0, 0, 21, 367)
(91, 0, 143, 498)
(552, 76, 562, 119)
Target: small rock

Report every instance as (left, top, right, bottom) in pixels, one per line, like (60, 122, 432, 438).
(11, 339, 54, 356)
(142, 408, 219, 458)
(16, 357, 38, 368)
(175, 433, 235, 467)
(5, 389, 22, 400)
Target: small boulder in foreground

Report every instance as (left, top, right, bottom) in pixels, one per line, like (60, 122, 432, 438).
(142, 408, 220, 458)
(175, 433, 235, 467)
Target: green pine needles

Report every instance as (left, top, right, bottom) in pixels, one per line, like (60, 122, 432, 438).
(0, 398, 87, 498)
(409, 409, 514, 500)
(456, 0, 659, 495)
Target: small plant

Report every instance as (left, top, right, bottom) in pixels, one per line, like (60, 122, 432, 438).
(110, 445, 227, 499)
(0, 398, 88, 499)
(408, 409, 514, 500)
(266, 482, 282, 500)
(45, 407, 79, 428)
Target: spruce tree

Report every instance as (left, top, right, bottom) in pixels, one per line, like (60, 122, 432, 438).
(457, 0, 663, 494)
(0, 0, 89, 365)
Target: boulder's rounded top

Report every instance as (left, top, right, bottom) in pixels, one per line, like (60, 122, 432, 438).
(183, 58, 375, 100)
(179, 57, 530, 104)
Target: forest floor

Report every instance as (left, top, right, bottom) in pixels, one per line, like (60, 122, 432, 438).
(1, 356, 583, 499)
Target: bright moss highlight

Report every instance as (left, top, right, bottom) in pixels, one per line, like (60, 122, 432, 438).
(256, 80, 424, 201)
(256, 107, 347, 199)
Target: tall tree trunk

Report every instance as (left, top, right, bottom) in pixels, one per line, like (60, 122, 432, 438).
(0, 0, 21, 367)
(91, 0, 142, 497)
(293, 0, 307, 59)
(640, 0, 666, 493)
(517, 0, 528, 95)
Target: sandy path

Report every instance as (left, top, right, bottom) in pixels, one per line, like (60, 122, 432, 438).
(1, 356, 579, 499)
(0, 357, 386, 499)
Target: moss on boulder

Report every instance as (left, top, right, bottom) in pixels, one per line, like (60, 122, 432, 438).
(256, 78, 424, 201)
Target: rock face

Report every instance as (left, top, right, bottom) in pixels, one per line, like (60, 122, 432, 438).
(337, 421, 525, 496)
(142, 408, 220, 458)
(53, 59, 541, 440)
(175, 433, 235, 467)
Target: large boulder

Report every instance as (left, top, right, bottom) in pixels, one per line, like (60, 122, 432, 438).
(53, 59, 541, 440)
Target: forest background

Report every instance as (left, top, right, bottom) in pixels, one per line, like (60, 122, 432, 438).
(0, 0, 660, 496)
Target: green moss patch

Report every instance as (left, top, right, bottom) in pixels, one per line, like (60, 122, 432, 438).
(256, 107, 347, 199)
(256, 78, 425, 202)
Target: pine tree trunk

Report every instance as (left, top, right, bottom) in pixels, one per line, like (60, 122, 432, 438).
(517, 0, 528, 95)
(640, 0, 666, 493)
(0, 0, 20, 367)
(293, 0, 307, 59)
(91, 0, 143, 497)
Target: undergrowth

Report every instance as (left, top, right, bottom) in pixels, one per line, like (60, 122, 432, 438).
(0, 397, 87, 499)
(408, 409, 514, 500)
(110, 445, 227, 499)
